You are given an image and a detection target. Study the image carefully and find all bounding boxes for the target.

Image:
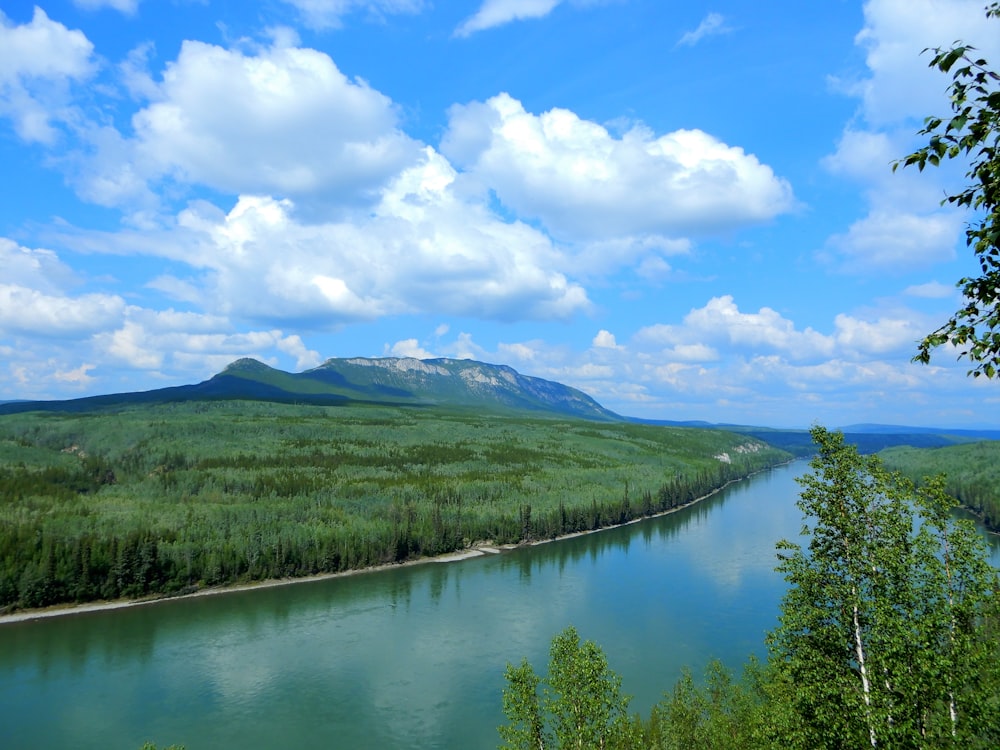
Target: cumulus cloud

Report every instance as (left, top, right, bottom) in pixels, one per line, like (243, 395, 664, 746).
(0, 7, 95, 143)
(676, 12, 733, 47)
(592, 330, 618, 349)
(0, 238, 126, 337)
(822, 210, 959, 272)
(833, 313, 923, 355)
(498, 341, 541, 362)
(455, 0, 561, 37)
(0, 285, 126, 339)
(821, 0, 999, 275)
(441, 93, 795, 241)
(850, 0, 999, 127)
(126, 39, 419, 205)
(277, 333, 324, 370)
(386, 338, 436, 359)
(54, 363, 96, 385)
(571, 235, 690, 279)
(94, 311, 322, 373)
(0, 238, 80, 292)
(134, 147, 592, 326)
(822, 128, 896, 182)
(402, 296, 965, 427)
(0, 233, 324, 393)
(636, 296, 834, 361)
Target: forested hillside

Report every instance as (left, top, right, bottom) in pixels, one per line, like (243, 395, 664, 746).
(0, 400, 789, 612)
(880, 441, 1000, 531)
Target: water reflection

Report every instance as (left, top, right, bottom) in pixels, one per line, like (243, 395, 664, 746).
(2, 462, 996, 750)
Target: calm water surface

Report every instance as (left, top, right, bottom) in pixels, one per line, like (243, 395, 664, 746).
(2, 461, 998, 749)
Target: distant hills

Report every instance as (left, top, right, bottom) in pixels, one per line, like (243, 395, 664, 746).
(0, 357, 621, 422)
(1, 357, 996, 453)
(617, 420, 1000, 455)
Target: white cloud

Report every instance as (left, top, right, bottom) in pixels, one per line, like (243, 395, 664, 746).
(94, 311, 322, 373)
(281, 0, 424, 30)
(386, 338, 435, 358)
(54, 363, 96, 384)
(0, 7, 95, 143)
(822, 210, 959, 272)
(0, 237, 126, 337)
(677, 12, 732, 47)
(276, 334, 323, 369)
(822, 128, 896, 182)
(833, 313, 922, 355)
(572, 235, 690, 279)
(592, 329, 618, 349)
(455, 0, 561, 37)
(116, 148, 592, 326)
(0, 238, 80, 292)
(851, 0, 1000, 126)
(441, 93, 794, 242)
(125, 39, 419, 205)
(904, 280, 955, 299)
(668, 343, 719, 362)
(498, 341, 540, 362)
(0, 285, 126, 338)
(450, 332, 485, 361)
(820, 1, 999, 277)
(636, 296, 834, 361)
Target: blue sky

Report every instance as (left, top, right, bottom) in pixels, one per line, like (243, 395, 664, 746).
(1, 0, 998, 428)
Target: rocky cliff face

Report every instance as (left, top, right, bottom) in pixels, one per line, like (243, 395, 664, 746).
(299, 357, 620, 420)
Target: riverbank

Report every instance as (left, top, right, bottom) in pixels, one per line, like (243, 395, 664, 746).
(0, 462, 795, 626)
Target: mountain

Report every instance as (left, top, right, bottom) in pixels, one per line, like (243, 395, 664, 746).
(0, 357, 622, 421)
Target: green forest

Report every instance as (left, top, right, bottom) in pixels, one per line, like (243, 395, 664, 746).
(0, 399, 788, 612)
(880, 440, 1000, 531)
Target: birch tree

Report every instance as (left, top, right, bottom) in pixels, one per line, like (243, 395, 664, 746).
(498, 625, 637, 750)
(767, 427, 998, 748)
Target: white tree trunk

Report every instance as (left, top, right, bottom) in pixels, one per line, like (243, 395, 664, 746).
(852, 596, 877, 748)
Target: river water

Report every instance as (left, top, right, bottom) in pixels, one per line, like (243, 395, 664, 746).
(2, 461, 997, 749)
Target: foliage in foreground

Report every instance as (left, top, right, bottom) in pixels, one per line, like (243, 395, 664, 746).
(0, 400, 787, 611)
(499, 625, 637, 750)
(895, 2, 1000, 377)
(769, 427, 999, 748)
(500, 427, 1000, 749)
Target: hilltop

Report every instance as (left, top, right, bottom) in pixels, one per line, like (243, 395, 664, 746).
(0, 357, 621, 422)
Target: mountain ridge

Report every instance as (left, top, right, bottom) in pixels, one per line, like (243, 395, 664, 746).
(0, 357, 622, 421)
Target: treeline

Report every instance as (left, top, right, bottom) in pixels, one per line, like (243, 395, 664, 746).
(0, 401, 789, 612)
(880, 440, 1000, 531)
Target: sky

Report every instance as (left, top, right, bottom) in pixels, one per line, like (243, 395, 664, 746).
(1, 0, 999, 429)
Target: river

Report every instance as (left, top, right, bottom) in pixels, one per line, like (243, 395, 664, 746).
(1, 461, 997, 749)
